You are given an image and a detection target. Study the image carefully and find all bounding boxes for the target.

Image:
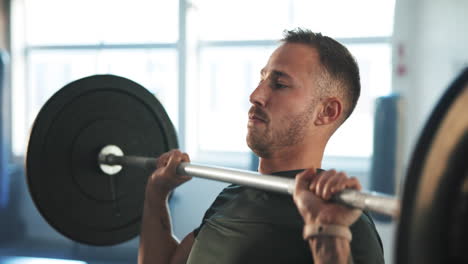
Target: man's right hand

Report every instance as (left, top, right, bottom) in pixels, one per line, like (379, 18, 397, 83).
(145, 149, 192, 200)
(139, 149, 194, 264)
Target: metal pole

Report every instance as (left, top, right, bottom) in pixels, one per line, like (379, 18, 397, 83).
(99, 154, 400, 218)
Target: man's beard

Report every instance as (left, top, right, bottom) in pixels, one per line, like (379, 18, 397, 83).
(247, 105, 315, 158)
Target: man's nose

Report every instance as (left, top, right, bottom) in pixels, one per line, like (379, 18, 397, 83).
(249, 81, 268, 107)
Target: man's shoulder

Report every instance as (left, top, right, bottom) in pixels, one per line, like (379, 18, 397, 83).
(350, 211, 381, 240)
(350, 211, 385, 263)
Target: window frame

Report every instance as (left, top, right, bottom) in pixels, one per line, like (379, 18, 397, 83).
(11, 0, 187, 162)
(11, 0, 393, 176)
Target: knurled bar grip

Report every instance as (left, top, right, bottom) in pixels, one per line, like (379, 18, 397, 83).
(99, 154, 400, 218)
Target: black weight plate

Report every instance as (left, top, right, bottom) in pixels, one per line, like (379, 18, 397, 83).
(396, 68, 468, 263)
(26, 75, 178, 246)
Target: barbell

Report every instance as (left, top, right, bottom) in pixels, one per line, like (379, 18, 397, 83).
(98, 145, 399, 215)
(25, 68, 468, 263)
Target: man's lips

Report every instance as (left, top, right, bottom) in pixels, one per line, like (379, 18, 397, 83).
(248, 107, 268, 123)
(249, 114, 266, 122)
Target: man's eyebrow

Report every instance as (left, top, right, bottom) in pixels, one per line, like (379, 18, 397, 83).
(260, 69, 292, 80)
(271, 70, 292, 80)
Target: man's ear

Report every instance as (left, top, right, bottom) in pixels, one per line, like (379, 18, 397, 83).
(314, 98, 343, 126)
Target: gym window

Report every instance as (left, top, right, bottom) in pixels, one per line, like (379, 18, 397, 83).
(11, 0, 395, 172)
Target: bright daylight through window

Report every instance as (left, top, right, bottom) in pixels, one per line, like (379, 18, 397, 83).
(12, 0, 395, 171)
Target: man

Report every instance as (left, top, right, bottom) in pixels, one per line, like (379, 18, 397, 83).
(138, 28, 384, 264)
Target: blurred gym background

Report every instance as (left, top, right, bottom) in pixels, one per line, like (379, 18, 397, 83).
(0, 0, 467, 263)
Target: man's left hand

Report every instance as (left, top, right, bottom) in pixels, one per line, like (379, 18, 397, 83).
(293, 168, 362, 227)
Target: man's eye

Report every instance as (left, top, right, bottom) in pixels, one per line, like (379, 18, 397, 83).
(274, 82, 288, 89)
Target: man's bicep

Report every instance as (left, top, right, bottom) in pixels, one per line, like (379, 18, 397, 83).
(170, 232, 195, 264)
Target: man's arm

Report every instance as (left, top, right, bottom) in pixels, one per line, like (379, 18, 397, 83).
(307, 236, 353, 264)
(293, 169, 363, 264)
(138, 150, 194, 264)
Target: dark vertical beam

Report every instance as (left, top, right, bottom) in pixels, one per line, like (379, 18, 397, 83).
(0, 0, 10, 51)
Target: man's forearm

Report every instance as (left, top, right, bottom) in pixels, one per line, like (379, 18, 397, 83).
(309, 237, 353, 264)
(138, 194, 179, 264)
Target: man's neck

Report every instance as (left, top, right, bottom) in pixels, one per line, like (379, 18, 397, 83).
(257, 144, 325, 174)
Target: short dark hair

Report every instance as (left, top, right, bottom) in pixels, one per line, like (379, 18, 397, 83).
(281, 28, 361, 121)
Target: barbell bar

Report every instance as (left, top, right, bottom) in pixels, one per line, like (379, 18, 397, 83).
(98, 145, 400, 218)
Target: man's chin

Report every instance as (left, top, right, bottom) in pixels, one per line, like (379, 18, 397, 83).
(247, 135, 270, 158)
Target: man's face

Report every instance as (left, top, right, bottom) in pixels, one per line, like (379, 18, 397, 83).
(247, 43, 322, 157)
